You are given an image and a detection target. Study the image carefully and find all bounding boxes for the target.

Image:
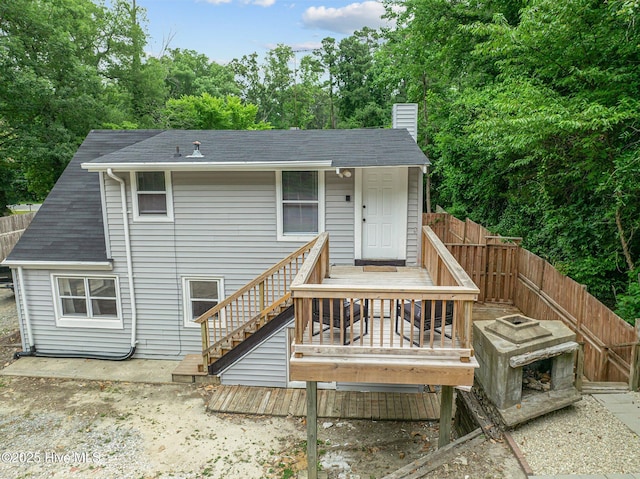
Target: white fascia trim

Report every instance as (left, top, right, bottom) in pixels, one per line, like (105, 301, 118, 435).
(82, 160, 334, 172)
(1, 260, 113, 270)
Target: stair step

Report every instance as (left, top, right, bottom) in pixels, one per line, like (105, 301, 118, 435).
(172, 354, 219, 384)
(202, 298, 294, 367)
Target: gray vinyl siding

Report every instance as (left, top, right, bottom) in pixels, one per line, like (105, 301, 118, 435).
(102, 169, 358, 359)
(219, 321, 290, 387)
(14, 268, 131, 355)
(105, 172, 185, 359)
(16, 166, 418, 360)
(20, 167, 415, 360)
(392, 103, 418, 142)
(325, 172, 354, 264)
(406, 167, 422, 266)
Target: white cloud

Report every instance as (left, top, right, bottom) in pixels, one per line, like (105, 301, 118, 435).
(244, 0, 276, 5)
(199, 0, 274, 5)
(302, 1, 390, 35)
(264, 41, 322, 51)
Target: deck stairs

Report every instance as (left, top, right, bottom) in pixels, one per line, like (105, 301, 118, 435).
(206, 299, 292, 362)
(171, 300, 293, 383)
(171, 238, 318, 383)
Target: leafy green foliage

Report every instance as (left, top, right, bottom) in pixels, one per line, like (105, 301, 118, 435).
(384, 0, 640, 322)
(2, 0, 636, 326)
(615, 274, 640, 326)
(163, 94, 270, 130)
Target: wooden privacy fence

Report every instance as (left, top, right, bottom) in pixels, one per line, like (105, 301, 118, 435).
(424, 213, 520, 303)
(0, 213, 36, 262)
(423, 212, 640, 387)
(516, 248, 639, 384)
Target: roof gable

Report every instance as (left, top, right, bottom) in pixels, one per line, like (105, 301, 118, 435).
(6, 128, 427, 265)
(6, 130, 162, 263)
(83, 128, 429, 170)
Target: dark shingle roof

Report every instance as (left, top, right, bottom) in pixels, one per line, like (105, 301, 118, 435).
(6, 130, 162, 263)
(86, 128, 429, 168)
(7, 128, 427, 264)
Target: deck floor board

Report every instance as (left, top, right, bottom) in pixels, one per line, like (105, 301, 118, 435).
(207, 385, 440, 420)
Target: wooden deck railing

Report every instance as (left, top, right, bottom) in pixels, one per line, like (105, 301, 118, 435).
(291, 228, 479, 355)
(197, 238, 318, 369)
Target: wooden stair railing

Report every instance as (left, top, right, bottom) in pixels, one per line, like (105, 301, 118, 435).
(195, 237, 319, 372)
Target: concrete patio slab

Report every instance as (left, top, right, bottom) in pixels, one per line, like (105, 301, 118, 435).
(0, 356, 180, 384)
(593, 393, 640, 436)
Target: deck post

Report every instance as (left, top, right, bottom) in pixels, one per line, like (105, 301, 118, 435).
(438, 385, 454, 448)
(306, 381, 318, 479)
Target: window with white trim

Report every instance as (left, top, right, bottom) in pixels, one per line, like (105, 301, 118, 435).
(132, 171, 174, 221)
(53, 275, 122, 329)
(183, 277, 225, 328)
(276, 170, 324, 241)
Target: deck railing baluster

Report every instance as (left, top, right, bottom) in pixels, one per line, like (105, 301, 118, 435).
(288, 228, 480, 386)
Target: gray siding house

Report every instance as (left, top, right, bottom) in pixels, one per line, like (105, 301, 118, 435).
(4, 106, 430, 388)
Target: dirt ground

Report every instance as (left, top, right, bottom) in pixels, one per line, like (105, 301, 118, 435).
(0, 288, 525, 479)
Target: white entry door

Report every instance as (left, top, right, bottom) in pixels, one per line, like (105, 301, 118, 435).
(359, 168, 408, 260)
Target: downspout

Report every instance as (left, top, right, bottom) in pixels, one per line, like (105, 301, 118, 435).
(106, 168, 138, 352)
(14, 169, 137, 360)
(16, 266, 34, 352)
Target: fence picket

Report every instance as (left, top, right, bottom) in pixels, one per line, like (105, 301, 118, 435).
(423, 212, 637, 385)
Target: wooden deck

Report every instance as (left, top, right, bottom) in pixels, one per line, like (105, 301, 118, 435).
(175, 303, 521, 384)
(206, 385, 441, 420)
(298, 266, 459, 350)
(324, 265, 434, 287)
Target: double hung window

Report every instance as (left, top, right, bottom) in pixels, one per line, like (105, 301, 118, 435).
(183, 278, 224, 328)
(277, 171, 324, 241)
(132, 171, 173, 220)
(53, 276, 122, 329)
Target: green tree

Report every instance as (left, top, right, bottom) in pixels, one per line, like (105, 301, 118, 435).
(230, 53, 267, 121)
(334, 28, 387, 127)
(290, 55, 330, 130)
(384, 0, 640, 320)
(162, 94, 270, 130)
(0, 0, 108, 199)
(313, 37, 339, 128)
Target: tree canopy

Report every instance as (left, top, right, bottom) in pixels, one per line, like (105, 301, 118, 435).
(0, 0, 638, 321)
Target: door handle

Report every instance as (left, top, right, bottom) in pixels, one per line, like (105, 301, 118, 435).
(363, 218, 366, 222)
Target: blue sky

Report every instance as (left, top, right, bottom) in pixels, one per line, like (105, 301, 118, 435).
(137, 0, 393, 64)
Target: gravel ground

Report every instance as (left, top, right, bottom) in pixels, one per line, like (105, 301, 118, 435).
(511, 394, 640, 475)
(2, 288, 640, 477)
(0, 288, 18, 337)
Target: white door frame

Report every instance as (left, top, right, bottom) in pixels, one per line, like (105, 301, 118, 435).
(354, 167, 408, 261)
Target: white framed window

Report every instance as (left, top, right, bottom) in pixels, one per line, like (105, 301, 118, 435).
(52, 275, 123, 329)
(131, 171, 174, 221)
(182, 277, 225, 328)
(276, 170, 325, 241)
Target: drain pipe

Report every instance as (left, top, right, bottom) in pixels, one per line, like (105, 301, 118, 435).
(106, 168, 138, 351)
(14, 170, 137, 361)
(16, 266, 34, 353)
